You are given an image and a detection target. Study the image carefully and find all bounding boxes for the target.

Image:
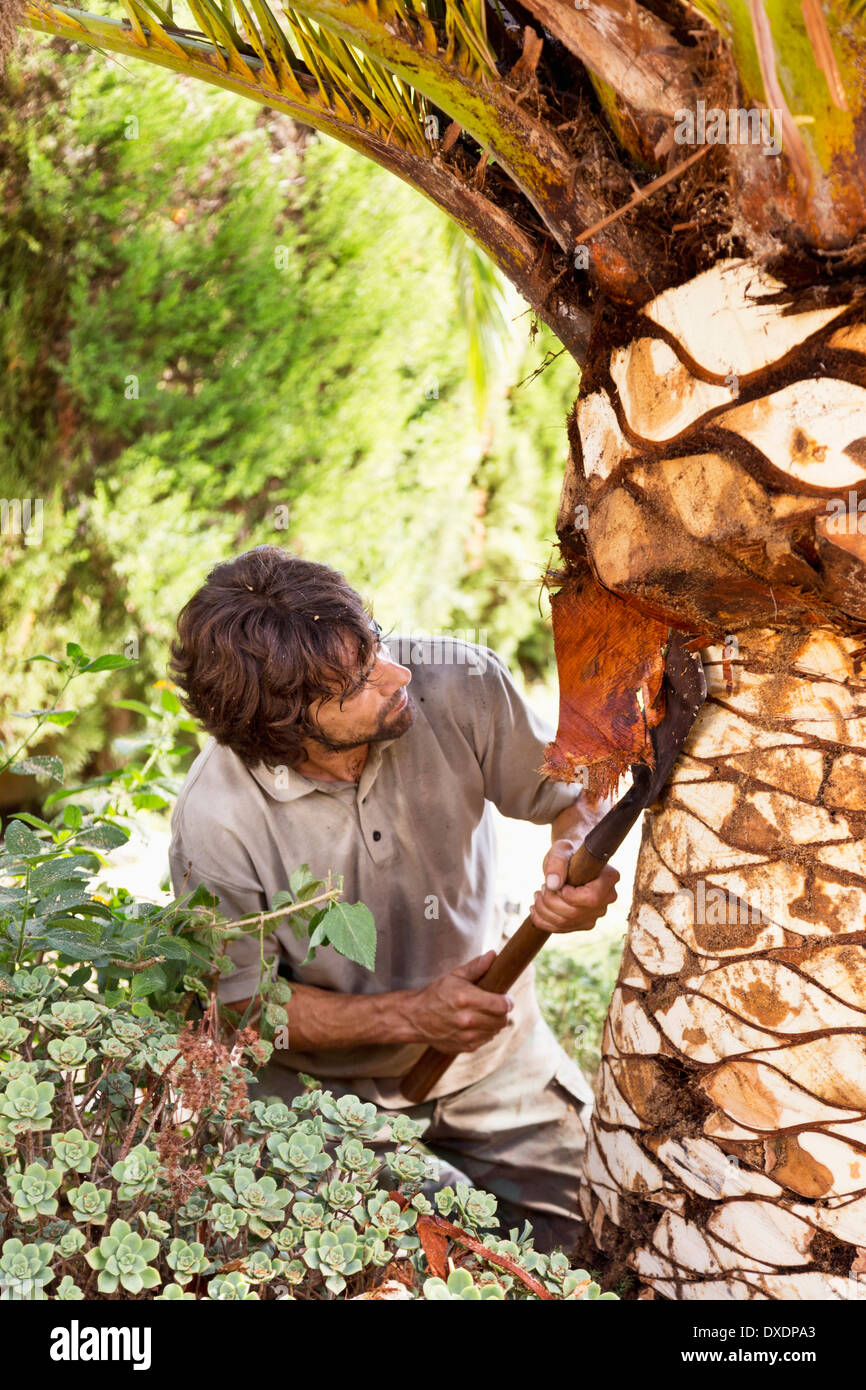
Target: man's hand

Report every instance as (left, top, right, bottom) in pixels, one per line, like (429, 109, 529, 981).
(403, 950, 512, 1054)
(530, 838, 620, 934)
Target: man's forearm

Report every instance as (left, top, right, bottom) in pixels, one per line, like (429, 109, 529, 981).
(235, 981, 422, 1051)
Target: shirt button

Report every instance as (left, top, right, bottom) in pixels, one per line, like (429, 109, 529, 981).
(372, 830, 381, 842)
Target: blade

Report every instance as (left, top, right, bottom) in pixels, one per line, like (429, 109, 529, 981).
(644, 631, 707, 805)
(583, 631, 706, 864)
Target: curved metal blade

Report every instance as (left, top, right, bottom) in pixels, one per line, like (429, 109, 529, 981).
(584, 631, 707, 864)
(645, 631, 707, 805)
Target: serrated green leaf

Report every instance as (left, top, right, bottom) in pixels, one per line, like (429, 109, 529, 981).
(152, 937, 189, 961)
(160, 688, 182, 714)
(75, 823, 130, 850)
(113, 698, 158, 719)
(8, 755, 64, 781)
(9, 812, 55, 833)
(314, 901, 376, 971)
(40, 932, 112, 963)
(29, 856, 98, 891)
(80, 654, 138, 672)
(43, 711, 77, 727)
(132, 792, 169, 810)
(4, 821, 44, 857)
(130, 964, 168, 997)
(287, 864, 319, 898)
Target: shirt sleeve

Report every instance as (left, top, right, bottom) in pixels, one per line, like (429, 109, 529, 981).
(473, 646, 587, 824)
(168, 845, 278, 1005)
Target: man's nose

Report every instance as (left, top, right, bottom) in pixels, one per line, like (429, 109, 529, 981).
(378, 649, 411, 687)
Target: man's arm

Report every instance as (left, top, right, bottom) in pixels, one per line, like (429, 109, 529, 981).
(233, 949, 513, 1055)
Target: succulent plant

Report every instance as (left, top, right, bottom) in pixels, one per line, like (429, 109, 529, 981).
(455, 1183, 498, 1229)
(248, 1099, 295, 1134)
(0, 1076, 55, 1133)
(209, 1203, 248, 1238)
(176, 1188, 210, 1225)
(388, 1113, 427, 1143)
(0, 1238, 56, 1298)
(166, 1238, 209, 1286)
(319, 1178, 363, 1212)
(366, 1195, 418, 1249)
(292, 1200, 326, 1231)
(67, 1182, 112, 1226)
(266, 1129, 331, 1187)
(423, 1268, 506, 1300)
(7, 1162, 63, 1221)
(155, 1282, 197, 1300)
(85, 1219, 162, 1295)
(55, 1274, 85, 1300)
(0, 1057, 39, 1084)
(57, 1227, 87, 1258)
(334, 1136, 379, 1180)
(0, 1018, 27, 1048)
(386, 1148, 438, 1189)
(111, 1143, 160, 1200)
(303, 1222, 364, 1295)
(319, 1093, 382, 1138)
(232, 1170, 292, 1235)
(46, 1039, 93, 1067)
(272, 1223, 302, 1255)
(11, 966, 58, 999)
(106, 1015, 145, 1045)
(243, 1250, 275, 1282)
(207, 1271, 259, 1300)
(46, 999, 103, 1034)
(272, 1258, 306, 1287)
(139, 1211, 172, 1240)
(51, 1128, 98, 1173)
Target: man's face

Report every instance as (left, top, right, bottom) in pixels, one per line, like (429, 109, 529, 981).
(307, 629, 415, 751)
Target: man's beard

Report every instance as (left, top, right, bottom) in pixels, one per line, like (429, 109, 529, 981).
(311, 693, 416, 753)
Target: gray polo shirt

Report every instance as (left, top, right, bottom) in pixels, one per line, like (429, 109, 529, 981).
(168, 635, 585, 1103)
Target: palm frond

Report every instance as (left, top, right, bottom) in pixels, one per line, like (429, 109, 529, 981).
(25, 0, 607, 253)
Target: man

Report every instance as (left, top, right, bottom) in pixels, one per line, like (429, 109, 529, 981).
(168, 546, 619, 1252)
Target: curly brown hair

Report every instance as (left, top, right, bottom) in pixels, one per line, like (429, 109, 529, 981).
(169, 547, 378, 768)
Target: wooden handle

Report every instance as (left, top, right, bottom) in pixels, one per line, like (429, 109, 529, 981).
(400, 842, 606, 1103)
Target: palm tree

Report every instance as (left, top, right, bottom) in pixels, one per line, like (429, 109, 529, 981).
(16, 0, 866, 1298)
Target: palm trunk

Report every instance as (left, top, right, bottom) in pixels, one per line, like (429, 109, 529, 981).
(582, 626, 866, 1298)
(548, 258, 866, 1297)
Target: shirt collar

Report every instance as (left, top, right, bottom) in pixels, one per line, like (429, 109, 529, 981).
(249, 736, 399, 803)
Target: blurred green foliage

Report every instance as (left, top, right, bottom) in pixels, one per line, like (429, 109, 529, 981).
(0, 42, 579, 780)
(535, 932, 625, 1084)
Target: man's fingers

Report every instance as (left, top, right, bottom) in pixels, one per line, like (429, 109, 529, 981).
(543, 838, 575, 890)
(455, 986, 512, 1017)
(451, 950, 496, 982)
